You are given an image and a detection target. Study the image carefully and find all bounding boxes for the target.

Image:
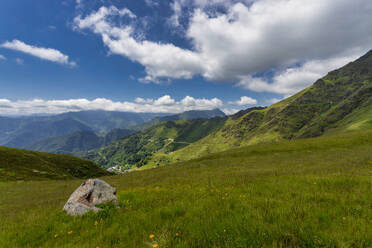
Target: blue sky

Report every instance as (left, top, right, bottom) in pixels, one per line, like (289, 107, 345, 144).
(0, 0, 371, 115)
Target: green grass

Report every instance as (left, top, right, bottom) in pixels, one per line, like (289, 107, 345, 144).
(0, 146, 109, 181)
(84, 117, 226, 168)
(0, 130, 371, 247)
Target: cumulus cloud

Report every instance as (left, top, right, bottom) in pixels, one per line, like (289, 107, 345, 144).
(237, 52, 362, 95)
(74, 6, 204, 82)
(135, 97, 154, 104)
(0, 95, 223, 116)
(0, 40, 76, 67)
(229, 96, 257, 106)
(0, 54, 6, 60)
(73, 0, 372, 94)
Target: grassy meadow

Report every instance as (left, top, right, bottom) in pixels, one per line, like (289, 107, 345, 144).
(0, 130, 372, 247)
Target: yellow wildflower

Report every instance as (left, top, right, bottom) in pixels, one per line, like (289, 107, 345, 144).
(68, 231, 73, 235)
(175, 233, 179, 237)
(224, 229, 227, 233)
(94, 221, 98, 226)
(54, 234, 58, 238)
(149, 234, 155, 239)
(153, 244, 159, 248)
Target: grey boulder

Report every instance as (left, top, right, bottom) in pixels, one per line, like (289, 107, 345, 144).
(63, 179, 119, 216)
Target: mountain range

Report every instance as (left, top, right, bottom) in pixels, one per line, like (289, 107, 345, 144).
(84, 50, 372, 169)
(0, 110, 164, 148)
(133, 109, 226, 131)
(13, 109, 226, 155)
(23, 129, 134, 155)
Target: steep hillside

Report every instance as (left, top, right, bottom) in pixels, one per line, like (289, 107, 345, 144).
(25, 129, 134, 155)
(82, 51, 372, 169)
(168, 50, 372, 162)
(133, 109, 226, 130)
(84, 117, 227, 168)
(0, 146, 109, 181)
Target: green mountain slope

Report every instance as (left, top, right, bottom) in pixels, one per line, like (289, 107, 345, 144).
(0, 146, 109, 181)
(25, 129, 134, 155)
(84, 117, 227, 168)
(168, 50, 372, 162)
(134, 109, 226, 131)
(83, 51, 372, 168)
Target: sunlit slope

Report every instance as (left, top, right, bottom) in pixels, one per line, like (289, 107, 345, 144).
(84, 117, 227, 168)
(169, 50, 372, 162)
(83, 51, 372, 168)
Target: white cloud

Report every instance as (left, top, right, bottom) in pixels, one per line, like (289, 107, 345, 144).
(169, 0, 234, 27)
(145, 0, 159, 7)
(74, 6, 204, 82)
(0, 54, 6, 60)
(15, 58, 24, 65)
(1, 40, 76, 67)
(221, 108, 240, 115)
(154, 95, 175, 105)
(0, 95, 223, 116)
(229, 96, 257, 106)
(169, 1, 183, 27)
(135, 97, 154, 104)
(237, 52, 362, 95)
(264, 98, 282, 105)
(74, 0, 372, 94)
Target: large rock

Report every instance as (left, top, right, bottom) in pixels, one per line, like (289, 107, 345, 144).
(63, 179, 119, 216)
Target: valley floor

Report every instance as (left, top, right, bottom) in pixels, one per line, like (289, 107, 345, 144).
(1, 130, 372, 247)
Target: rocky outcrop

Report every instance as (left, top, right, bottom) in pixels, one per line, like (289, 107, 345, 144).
(63, 179, 119, 216)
